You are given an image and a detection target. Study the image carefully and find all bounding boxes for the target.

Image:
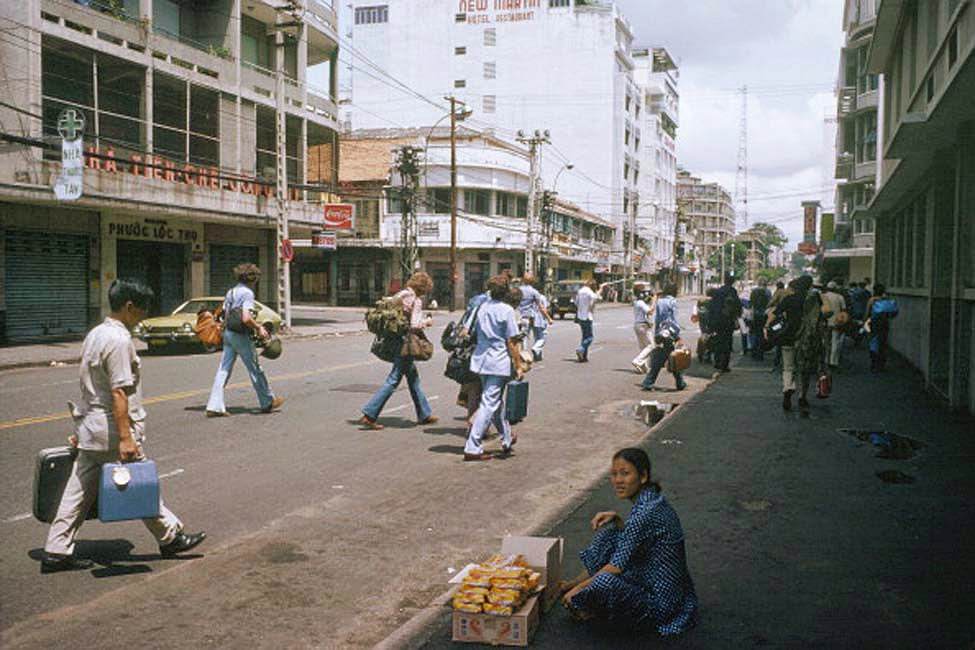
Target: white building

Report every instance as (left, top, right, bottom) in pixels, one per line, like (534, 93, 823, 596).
(633, 47, 680, 275)
(346, 0, 637, 275)
(328, 127, 613, 307)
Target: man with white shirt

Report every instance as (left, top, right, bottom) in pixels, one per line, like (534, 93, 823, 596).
(517, 273, 553, 362)
(574, 279, 608, 362)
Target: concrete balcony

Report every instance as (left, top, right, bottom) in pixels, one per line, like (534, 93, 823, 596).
(853, 159, 877, 182)
(835, 152, 854, 180)
(856, 88, 879, 112)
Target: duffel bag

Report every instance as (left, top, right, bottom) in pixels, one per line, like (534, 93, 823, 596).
(370, 335, 400, 363)
(444, 346, 478, 384)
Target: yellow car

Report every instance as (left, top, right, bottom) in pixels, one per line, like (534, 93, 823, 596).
(134, 297, 282, 352)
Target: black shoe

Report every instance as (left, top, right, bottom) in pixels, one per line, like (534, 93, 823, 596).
(782, 390, 794, 411)
(160, 531, 207, 557)
(532, 351, 542, 362)
(41, 554, 95, 573)
(798, 397, 810, 412)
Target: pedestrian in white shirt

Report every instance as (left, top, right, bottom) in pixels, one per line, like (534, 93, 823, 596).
(630, 287, 656, 373)
(822, 280, 848, 368)
(574, 279, 608, 362)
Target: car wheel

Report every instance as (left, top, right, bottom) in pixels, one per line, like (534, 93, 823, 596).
(202, 342, 220, 354)
(559, 312, 565, 320)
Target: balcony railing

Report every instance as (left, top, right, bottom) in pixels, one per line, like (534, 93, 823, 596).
(837, 86, 857, 117)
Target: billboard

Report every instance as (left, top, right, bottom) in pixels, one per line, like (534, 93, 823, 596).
(802, 201, 819, 243)
(324, 203, 354, 230)
(312, 230, 337, 250)
(820, 212, 835, 243)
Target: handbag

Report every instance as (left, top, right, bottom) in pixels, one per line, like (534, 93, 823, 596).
(444, 346, 478, 384)
(371, 335, 400, 362)
(194, 309, 223, 347)
(401, 330, 434, 361)
(667, 345, 692, 373)
(817, 372, 832, 399)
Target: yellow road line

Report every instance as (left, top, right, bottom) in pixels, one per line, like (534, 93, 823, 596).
(0, 359, 377, 432)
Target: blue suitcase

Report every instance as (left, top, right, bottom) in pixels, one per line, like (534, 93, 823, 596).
(505, 380, 529, 424)
(98, 460, 160, 522)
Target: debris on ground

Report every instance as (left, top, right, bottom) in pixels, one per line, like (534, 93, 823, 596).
(837, 428, 926, 460)
(876, 470, 916, 484)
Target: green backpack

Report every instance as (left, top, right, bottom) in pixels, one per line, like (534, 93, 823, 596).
(365, 296, 409, 338)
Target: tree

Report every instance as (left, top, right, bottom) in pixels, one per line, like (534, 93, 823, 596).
(790, 252, 809, 275)
(755, 267, 787, 284)
(707, 241, 749, 281)
(748, 222, 788, 267)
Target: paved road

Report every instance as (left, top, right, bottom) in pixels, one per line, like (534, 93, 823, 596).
(0, 299, 701, 648)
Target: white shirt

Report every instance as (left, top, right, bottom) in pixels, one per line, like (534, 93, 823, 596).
(822, 291, 847, 327)
(575, 286, 599, 321)
(471, 299, 519, 377)
(633, 299, 652, 326)
(71, 317, 145, 452)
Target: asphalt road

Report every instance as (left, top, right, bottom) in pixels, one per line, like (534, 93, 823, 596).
(0, 299, 702, 649)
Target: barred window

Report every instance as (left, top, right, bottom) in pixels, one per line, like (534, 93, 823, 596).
(549, 0, 571, 6)
(484, 28, 496, 46)
(354, 5, 388, 25)
(482, 94, 496, 113)
(484, 62, 496, 79)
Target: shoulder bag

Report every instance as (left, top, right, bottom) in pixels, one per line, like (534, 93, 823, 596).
(401, 330, 434, 362)
(224, 288, 248, 334)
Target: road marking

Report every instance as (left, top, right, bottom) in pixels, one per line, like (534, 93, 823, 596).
(386, 395, 440, 414)
(2, 513, 32, 523)
(158, 468, 185, 480)
(0, 378, 77, 395)
(0, 359, 379, 432)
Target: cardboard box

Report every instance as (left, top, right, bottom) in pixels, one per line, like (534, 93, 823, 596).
(452, 595, 540, 647)
(501, 536, 563, 611)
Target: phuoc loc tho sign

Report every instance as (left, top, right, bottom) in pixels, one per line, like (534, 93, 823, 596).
(103, 215, 204, 252)
(83, 146, 307, 200)
(458, 0, 540, 24)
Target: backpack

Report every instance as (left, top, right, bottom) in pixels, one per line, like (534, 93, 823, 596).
(870, 299, 899, 334)
(365, 296, 409, 338)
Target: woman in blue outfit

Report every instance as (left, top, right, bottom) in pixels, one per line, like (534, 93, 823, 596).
(560, 448, 697, 636)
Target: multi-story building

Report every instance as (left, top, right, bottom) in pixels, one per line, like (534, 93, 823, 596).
(677, 169, 736, 285)
(325, 127, 613, 307)
(826, 0, 879, 282)
(633, 47, 679, 275)
(865, 0, 974, 412)
(0, 0, 341, 342)
(346, 0, 637, 280)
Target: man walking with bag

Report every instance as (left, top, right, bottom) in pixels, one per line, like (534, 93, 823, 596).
(42, 280, 205, 573)
(518, 273, 553, 362)
(205, 264, 283, 417)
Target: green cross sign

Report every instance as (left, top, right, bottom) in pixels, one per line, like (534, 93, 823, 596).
(57, 109, 85, 141)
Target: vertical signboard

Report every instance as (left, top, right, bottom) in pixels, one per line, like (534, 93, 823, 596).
(54, 108, 85, 201)
(801, 201, 820, 243)
(820, 212, 835, 243)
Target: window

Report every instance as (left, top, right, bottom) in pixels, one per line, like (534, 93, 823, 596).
(484, 28, 496, 46)
(624, 128, 630, 146)
(464, 189, 490, 215)
(427, 188, 451, 214)
(454, 79, 466, 88)
(386, 187, 403, 214)
(633, 170, 639, 185)
(517, 196, 528, 218)
(625, 94, 631, 112)
(455, 46, 467, 55)
(623, 163, 629, 181)
(354, 5, 388, 25)
(549, 0, 571, 6)
(352, 199, 380, 238)
(241, 15, 271, 69)
(455, 13, 466, 23)
(635, 103, 641, 119)
(482, 94, 496, 113)
(484, 62, 496, 79)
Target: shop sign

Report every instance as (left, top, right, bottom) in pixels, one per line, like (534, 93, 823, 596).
(802, 201, 819, 243)
(820, 212, 835, 243)
(280, 238, 295, 262)
(82, 145, 305, 200)
(324, 203, 355, 230)
(419, 220, 440, 237)
(797, 241, 818, 255)
(104, 215, 203, 252)
(312, 231, 337, 250)
(458, 0, 539, 25)
(54, 108, 85, 201)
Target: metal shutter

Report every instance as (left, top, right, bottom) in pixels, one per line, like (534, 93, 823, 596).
(116, 240, 186, 316)
(209, 244, 259, 296)
(4, 230, 89, 341)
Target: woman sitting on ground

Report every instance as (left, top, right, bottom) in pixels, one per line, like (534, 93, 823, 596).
(560, 448, 697, 636)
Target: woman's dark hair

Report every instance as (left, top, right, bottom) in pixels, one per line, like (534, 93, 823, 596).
(234, 263, 261, 284)
(873, 283, 886, 296)
(503, 286, 523, 308)
(663, 282, 678, 297)
(487, 274, 510, 300)
(612, 447, 661, 492)
(108, 279, 154, 312)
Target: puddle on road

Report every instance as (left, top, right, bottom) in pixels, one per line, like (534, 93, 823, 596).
(837, 428, 926, 460)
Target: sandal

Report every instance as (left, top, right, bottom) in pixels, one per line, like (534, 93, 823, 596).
(358, 415, 384, 430)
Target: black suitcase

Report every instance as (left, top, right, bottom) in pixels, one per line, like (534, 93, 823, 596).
(33, 446, 97, 524)
(505, 380, 529, 424)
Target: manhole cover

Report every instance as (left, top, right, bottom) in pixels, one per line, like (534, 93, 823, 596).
(330, 384, 385, 393)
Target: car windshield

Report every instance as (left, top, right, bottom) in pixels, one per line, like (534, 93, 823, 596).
(174, 300, 222, 315)
(559, 283, 583, 292)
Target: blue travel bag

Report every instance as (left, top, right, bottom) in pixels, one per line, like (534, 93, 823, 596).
(505, 380, 529, 424)
(98, 460, 160, 522)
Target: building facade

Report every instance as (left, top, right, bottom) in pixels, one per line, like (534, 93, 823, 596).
(327, 127, 613, 307)
(677, 169, 736, 285)
(345, 0, 637, 276)
(633, 47, 680, 275)
(866, 0, 974, 413)
(0, 0, 341, 342)
(827, 0, 879, 282)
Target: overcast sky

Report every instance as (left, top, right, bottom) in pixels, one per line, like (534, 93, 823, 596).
(615, 0, 844, 246)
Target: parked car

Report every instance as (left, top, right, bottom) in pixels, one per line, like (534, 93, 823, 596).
(134, 297, 281, 352)
(549, 280, 584, 319)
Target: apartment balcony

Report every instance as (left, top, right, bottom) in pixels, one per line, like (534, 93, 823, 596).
(837, 86, 857, 118)
(853, 159, 876, 182)
(856, 88, 878, 112)
(835, 152, 854, 180)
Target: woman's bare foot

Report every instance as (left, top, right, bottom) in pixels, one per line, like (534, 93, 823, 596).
(358, 415, 383, 430)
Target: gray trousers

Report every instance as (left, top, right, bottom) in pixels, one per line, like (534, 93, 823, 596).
(45, 445, 182, 556)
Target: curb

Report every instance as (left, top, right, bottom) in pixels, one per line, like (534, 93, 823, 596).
(374, 366, 717, 650)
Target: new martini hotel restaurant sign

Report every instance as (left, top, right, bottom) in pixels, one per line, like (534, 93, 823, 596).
(458, 0, 541, 24)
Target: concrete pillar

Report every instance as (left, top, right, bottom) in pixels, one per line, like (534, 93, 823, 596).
(329, 253, 338, 306)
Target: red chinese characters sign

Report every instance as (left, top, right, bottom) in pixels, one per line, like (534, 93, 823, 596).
(801, 201, 819, 243)
(324, 203, 354, 230)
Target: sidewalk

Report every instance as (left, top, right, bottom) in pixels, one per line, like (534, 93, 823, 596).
(410, 345, 975, 648)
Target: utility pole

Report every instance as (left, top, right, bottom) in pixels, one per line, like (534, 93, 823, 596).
(395, 145, 422, 282)
(734, 85, 749, 231)
(273, 2, 303, 329)
(516, 129, 550, 276)
(447, 96, 459, 312)
(625, 197, 636, 299)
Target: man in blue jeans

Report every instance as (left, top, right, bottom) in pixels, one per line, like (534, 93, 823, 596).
(205, 264, 284, 416)
(574, 279, 607, 362)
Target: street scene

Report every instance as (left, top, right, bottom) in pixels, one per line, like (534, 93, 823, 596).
(1, 0, 975, 648)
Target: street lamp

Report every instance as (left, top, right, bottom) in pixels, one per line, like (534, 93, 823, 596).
(553, 162, 574, 193)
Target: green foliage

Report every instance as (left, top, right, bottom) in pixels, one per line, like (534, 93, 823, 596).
(755, 267, 787, 283)
(707, 241, 749, 280)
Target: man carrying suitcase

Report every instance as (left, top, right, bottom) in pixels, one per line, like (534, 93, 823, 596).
(41, 279, 206, 573)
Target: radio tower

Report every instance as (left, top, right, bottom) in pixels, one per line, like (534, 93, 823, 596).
(734, 85, 748, 232)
